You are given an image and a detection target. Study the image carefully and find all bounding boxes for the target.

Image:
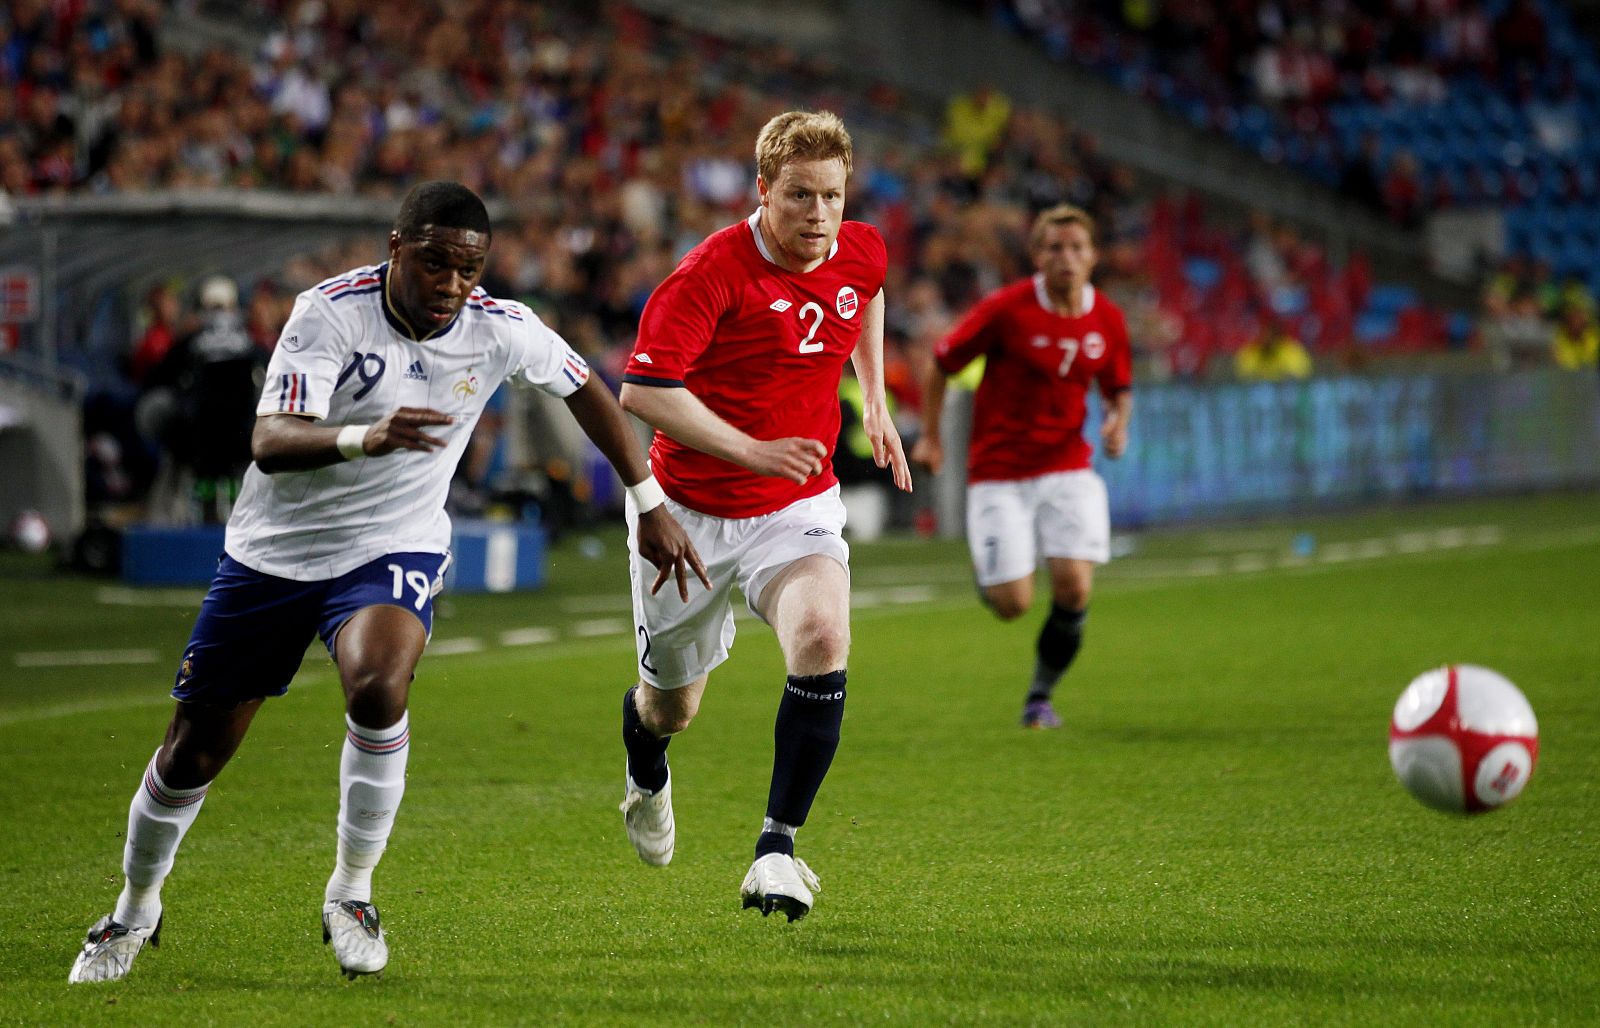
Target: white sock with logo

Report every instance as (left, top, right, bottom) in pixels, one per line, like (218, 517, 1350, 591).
(325, 712, 409, 904)
(114, 749, 211, 929)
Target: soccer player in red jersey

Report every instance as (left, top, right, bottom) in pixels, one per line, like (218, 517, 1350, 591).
(615, 110, 912, 921)
(912, 204, 1133, 729)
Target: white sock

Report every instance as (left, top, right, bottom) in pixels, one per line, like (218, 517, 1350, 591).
(114, 749, 210, 929)
(325, 712, 409, 903)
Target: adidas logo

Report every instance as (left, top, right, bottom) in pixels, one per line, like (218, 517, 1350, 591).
(770, 299, 793, 312)
(403, 360, 428, 381)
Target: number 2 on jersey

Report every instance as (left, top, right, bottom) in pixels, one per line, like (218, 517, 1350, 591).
(797, 302, 825, 354)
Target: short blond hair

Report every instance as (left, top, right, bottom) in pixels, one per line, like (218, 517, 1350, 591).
(1030, 204, 1097, 250)
(755, 110, 853, 185)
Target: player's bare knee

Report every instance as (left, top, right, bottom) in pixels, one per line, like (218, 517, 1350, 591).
(1056, 585, 1091, 611)
(791, 617, 850, 671)
(638, 682, 699, 737)
(342, 668, 409, 727)
(986, 593, 1029, 621)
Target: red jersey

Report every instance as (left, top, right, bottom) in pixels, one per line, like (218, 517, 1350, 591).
(936, 276, 1132, 484)
(625, 213, 888, 518)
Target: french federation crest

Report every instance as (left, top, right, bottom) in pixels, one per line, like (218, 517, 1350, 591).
(835, 286, 859, 320)
(453, 375, 480, 400)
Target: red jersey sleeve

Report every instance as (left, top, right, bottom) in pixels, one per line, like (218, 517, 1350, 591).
(1098, 302, 1133, 397)
(935, 290, 1007, 375)
(626, 249, 733, 386)
(858, 223, 889, 297)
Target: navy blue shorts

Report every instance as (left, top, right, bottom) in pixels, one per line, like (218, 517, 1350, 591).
(171, 551, 451, 707)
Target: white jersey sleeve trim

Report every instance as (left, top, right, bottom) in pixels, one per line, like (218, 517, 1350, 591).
(506, 305, 591, 398)
(255, 289, 353, 421)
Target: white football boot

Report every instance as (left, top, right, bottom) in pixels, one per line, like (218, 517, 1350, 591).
(321, 899, 387, 979)
(68, 914, 162, 983)
(739, 853, 821, 922)
(619, 771, 674, 866)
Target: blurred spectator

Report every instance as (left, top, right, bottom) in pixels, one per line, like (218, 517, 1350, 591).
(1382, 151, 1426, 230)
(143, 276, 264, 522)
(1338, 135, 1386, 215)
(1487, 287, 1554, 370)
(1234, 319, 1312, 381)
(1551, 300, 1599, 370)
(942, 84, 1012, 185)
(128, 283, 182, 385)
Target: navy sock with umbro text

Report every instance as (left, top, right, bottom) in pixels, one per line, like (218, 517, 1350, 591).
(764, 671, 846, 833)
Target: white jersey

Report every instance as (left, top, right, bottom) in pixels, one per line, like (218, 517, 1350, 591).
(226, 263, 590, 580)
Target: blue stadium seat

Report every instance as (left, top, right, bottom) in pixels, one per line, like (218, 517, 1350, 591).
(1366, 285, 1419, 315)
(1354, 310, 1398, 345)
(1183, 257, 1223, 293)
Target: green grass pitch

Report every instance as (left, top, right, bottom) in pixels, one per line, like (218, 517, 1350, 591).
(1, 492, 1597, 1025)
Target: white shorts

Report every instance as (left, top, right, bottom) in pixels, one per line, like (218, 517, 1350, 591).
(966, 469, 1110, 588)
(626, 485, 850, 689)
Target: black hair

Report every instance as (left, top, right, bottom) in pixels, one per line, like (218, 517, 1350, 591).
(393, 181, 491, 240)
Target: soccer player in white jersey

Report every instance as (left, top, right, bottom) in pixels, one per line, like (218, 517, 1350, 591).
(68, 182, 708, 984)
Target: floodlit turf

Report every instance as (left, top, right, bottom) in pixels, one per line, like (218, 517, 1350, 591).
(2, 492, 1597, 1025)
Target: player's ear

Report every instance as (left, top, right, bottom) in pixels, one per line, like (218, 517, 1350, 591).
(756, 175, 769, 202)
(387, 231, 402, 259)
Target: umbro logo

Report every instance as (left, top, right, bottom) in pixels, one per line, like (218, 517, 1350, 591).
(635, 353, 654, 364)
(770, 299, 793, 312)
(403, 360, 428, 381)
(803, 528, 833, 537)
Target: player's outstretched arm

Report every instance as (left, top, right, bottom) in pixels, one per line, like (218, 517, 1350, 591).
(564, 376, 710, 600)
(909, 355, 950, 475)
(1100, 389, 1132, 459)
(848, 290, 913, 493)
(251, 408, 453, 473)
(619, 383, 826, 484)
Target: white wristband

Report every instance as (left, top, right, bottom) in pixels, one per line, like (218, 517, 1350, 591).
(627, 474, 666, 514)
(335, 424, 370, 461)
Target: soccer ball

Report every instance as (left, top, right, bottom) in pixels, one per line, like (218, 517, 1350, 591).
(1388, 665, 1538, 814)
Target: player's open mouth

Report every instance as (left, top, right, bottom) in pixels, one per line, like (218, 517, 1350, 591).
(426, 307, 456, 322)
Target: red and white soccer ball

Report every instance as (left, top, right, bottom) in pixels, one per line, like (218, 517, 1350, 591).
(1389, 664, 1538, 814)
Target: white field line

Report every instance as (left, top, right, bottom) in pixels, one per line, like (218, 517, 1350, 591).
(571, 618, 629, 638)
(96, 586, 206, 607)
(560, 594, 633, 613)
(7, 520, 1592, 727)
(428, 637, 485, 656)
(0, 671, 333, 729)
(499, 627, 557, 646)
(15, 649, 161, 667)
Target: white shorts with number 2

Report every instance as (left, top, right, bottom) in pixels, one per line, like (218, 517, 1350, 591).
(966, 469, 1110, 588)
(626, 484, 850, 690)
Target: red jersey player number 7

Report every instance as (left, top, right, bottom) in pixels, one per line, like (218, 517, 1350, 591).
(913, 204, 1133, 731)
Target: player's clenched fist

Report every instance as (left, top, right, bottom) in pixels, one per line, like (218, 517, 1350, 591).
(910, 436, 943, 475)
(747, 436, 828, 483)
(365, 408, 455, 456)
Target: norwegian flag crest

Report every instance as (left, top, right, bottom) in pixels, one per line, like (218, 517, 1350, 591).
(835, 286, 859, 320)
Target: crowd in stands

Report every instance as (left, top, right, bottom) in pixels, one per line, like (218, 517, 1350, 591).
(989, 0, 1600, 230)
(8, 0, 1592, 526)
(1480, 255, 1600, 370)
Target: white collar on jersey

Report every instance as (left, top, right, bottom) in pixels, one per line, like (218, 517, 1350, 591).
(746, 209, 840, 267)
(1033, 273, 1095, 316)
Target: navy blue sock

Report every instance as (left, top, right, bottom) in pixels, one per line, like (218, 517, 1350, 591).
(765, 671, 846, 833)
(755, 830, 794, 859)
(621, 687, 669, 792)
(1028, 604, 1086, 703)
